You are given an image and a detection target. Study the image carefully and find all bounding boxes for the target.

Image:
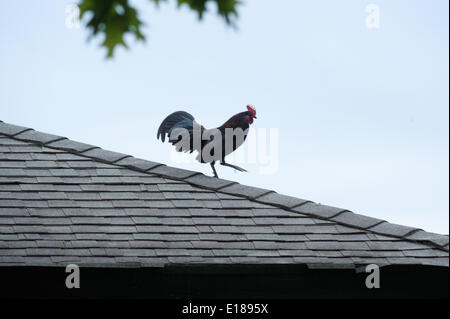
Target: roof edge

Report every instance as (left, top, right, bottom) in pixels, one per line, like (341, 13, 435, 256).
(1, 120, 448, 252)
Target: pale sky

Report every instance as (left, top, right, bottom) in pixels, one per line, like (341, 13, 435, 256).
(1, 0, 448, 233)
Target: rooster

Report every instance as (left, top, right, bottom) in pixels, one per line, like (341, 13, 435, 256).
(157, 105, 257, 178)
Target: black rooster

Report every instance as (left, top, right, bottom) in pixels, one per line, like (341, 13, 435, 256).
(157, 105, 257, 178)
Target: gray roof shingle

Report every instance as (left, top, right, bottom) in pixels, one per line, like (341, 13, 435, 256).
(0, 121, 448, 269)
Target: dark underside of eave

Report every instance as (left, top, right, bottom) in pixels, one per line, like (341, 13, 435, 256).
(0, 264, 448, 299)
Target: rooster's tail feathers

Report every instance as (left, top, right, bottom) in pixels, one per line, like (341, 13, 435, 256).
(157, 111, 195, 143)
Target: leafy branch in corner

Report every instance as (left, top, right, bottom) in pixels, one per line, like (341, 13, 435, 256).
(78, 0, 240, 58)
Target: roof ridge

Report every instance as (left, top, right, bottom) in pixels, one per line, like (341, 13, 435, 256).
(1, 120, 448, 252)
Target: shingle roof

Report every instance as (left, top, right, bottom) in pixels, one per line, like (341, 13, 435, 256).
(0, 120, 448, 269)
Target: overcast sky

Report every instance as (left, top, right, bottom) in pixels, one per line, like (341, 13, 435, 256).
(1, 0, 448, 233)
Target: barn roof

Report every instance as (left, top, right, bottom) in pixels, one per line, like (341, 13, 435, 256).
(0, 120, 448, 269)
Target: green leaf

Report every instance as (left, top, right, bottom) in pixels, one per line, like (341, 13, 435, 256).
(78, 0, 145, 58)
(78, 0, 241, 58)
(177, 0, 239, 25)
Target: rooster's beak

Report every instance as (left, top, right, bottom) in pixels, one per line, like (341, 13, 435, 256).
(254, 116, 257, 119)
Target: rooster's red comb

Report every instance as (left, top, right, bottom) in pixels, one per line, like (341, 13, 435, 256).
(247, 105, 256, 116)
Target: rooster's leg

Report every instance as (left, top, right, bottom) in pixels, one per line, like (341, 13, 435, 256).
(210, 161, 219, 178)
(220, 161, 247, 172)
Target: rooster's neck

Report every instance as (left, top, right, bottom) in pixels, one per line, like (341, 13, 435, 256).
(218, 112, 250, 131)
